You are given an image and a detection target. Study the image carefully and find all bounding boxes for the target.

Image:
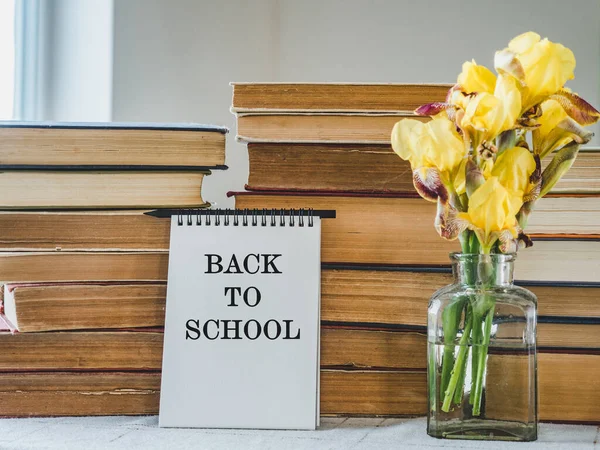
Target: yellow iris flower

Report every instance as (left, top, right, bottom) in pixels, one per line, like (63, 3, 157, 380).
(401, 31, 599, 252)
(458, 177, 523, 250)
(392, 115, 466, 208)
(448, 61, 496, 115)
(454, 147, 535, 204)
(495, 32, 575, 111)
(459, 74, 521, 146)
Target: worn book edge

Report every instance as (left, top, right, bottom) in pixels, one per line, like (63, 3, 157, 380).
(0, 121, 229, 134)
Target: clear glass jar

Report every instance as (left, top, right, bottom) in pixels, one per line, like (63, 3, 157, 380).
(427, 253, 537, 441)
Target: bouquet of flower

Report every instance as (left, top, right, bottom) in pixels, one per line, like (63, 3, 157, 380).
(391, 32, 599, 415)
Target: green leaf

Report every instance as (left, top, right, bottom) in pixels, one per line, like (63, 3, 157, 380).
(539, 143, 580, 198)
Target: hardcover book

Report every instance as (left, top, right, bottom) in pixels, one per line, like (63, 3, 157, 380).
(0, 121, 228, 168)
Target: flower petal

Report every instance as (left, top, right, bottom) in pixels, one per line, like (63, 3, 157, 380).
(519, 38, 575, 100)
(424, 116, 466, 173)
(508, 32, 541, 54)
(523, 155, 542, 203)
(549, 90, 600, 126)
(457, 60, 497, 94)
(413, 167, 448, 203)
(435, 200, 467, 241)
(494, 49, 526, 84)
(446, 84, 462, 102)
(414, 102, 450, 116)
(535, 117, 593, 158)
(532, 99, 592, 157)
(463, 93, 501, 133)
(391, 119, 426, 164)
(453, 158, 467, 195)
(492, 146, 536, 194)
(494, 74, 522, 131)
(498, 229, 518, 253)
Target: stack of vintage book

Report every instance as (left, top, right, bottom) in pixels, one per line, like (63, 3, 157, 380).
(231, 83, 600, 422)
(0, 122, 227, 416)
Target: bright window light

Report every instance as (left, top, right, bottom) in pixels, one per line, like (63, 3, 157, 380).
(0, 0, 15, 120)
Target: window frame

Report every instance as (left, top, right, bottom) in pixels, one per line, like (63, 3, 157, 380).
(13, 0, 48, 120)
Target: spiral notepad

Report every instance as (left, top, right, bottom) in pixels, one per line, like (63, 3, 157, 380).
(159, 208, 332, 430)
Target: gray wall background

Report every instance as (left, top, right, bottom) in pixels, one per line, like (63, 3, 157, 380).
(111, 0, 600, 207)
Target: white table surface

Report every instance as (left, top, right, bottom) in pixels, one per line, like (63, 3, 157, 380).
(0, 416, 597, 450)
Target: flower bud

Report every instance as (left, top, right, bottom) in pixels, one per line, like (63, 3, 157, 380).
(465, 159, 485, 197)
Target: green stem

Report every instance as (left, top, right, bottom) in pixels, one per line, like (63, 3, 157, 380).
(440, 298, 465, 396)
(428, 341, 438, 413)
(472, 302, 495, 416)
(441, 311, 473, 412)
(469, 256, 494, 409)
(458, 230, 471, 255)
(452, 303, 473, 405)
(468, 232, 480, 254)
(469, 312, 481, 405)
(439, 230, 473, 398)
(452, 355, 468, 405)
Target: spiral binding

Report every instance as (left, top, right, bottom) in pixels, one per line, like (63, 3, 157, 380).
(176, 208, 315, 227)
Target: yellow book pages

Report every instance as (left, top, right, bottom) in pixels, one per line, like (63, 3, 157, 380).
(236, 114, 426, 144)
(0, 171, 209, 209)
(0, 252, 169, 283)
(321, 269, 600, 325)
(231, 83, 451, 113)
(246, 143, 600, 195)
(2, 283, 167, 332)
(0, 210, 171, 251)
(0, 372, 161, 417)
(0, 122, 226, 166)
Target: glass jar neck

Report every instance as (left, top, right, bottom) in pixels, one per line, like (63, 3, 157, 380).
(451, 253, 515, 287)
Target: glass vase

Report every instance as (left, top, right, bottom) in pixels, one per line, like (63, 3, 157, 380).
(427, 253, 537, 441)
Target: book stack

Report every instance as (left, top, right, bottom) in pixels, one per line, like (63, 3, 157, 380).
(0, 122, 227, 417)
(231, 83, 600, 422)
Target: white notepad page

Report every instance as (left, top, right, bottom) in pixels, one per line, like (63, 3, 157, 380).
(159, 213, 321, 429)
